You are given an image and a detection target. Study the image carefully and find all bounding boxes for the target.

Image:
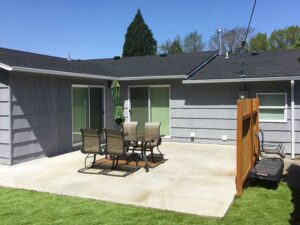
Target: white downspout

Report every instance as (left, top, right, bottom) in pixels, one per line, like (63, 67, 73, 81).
(291, 80, 295, 159)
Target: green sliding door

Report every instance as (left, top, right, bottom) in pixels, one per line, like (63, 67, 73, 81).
(72, 86, 104, 144)
(150, 87, 170, 136)
(72, 88, 89, 143)
(130, 86, 170, 136)
(130, 87, 149, 134)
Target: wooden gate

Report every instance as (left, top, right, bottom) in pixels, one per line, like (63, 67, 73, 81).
(236, 98, 259, 196)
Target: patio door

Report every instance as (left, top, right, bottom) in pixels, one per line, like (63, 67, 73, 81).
(72, 86, 104, 144)
(130, 87, 149, 134)
(129, 86, 170, 136)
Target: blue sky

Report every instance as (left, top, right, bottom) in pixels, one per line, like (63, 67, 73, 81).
(0, 0, 299, 59)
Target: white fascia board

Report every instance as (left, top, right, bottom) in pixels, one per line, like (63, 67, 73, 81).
(119, 75, 185, 81)
(183, 76, 300, 84)
(10, 66, 185, 81)
(11, 66, 116, 80)
(0, 63, 12, 71)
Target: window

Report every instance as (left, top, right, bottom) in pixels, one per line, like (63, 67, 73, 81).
(256, 93, 287, 122)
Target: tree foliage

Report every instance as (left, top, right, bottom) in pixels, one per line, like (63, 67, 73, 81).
(208, 26, 254, 53)
(122, 9, 157, 57)
(160, 36, 183, 54)
(269, 25, 300, 50)
(249, 33, 268, 51)
(183, 31, 205, 53)
(159, 31, 204, 55)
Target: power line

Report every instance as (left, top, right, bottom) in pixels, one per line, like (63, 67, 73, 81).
(241, 0, 257, 90)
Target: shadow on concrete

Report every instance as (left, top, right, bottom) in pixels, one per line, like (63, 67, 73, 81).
(283, 163, 300, 224)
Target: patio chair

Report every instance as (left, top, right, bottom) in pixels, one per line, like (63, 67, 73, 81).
(122, 121, 138, 150)
(143, 122, 163, 162)
(104, 129, 134, 170)
(80, 129, 105, 168)
(255, 128, 285, 160)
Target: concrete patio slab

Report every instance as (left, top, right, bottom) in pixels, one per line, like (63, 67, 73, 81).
(0, 142, 236, 218)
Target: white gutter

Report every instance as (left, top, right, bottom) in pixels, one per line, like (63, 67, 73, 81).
(12, 66, 116, 80)
(0, 63, 12, 71)
(119, 75, 185, 81)
(291, 80, 295, 159)
(183, 76, 300, 84)
(0, 63, 185, 81)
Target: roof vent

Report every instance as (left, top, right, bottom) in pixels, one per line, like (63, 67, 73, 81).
(225, 51, 229, 59)
(160, 53, 168, 57)
(251, 51, 258, 56)
(114, 56, 121, 60)
(67, 52, 72, 61)
(298, 57, 300, 63)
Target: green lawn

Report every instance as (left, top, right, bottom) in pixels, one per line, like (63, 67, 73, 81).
(0, 183, 299, 225)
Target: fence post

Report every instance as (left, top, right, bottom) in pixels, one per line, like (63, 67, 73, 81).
(236, 100, 243, 196)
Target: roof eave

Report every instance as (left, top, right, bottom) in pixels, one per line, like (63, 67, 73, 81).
(11, 66, 116, 80)
(0, 63, 12, 71)
(3, 65, 186, 81)
(119, 75, 185, 81)
(182, 76, 300, 84)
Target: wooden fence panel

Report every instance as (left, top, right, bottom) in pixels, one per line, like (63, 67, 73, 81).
(236, 98, 259, 196)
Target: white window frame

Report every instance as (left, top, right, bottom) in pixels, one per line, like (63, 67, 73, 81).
(128, 85, 171, 138)
(256, 93, 287, 123)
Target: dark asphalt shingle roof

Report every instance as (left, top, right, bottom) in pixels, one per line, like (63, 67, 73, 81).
(189, 49, 300, 80)
(0, 47, 216, 77)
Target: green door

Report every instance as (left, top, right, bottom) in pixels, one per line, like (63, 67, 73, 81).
(72, 87, 104, 144)
(150, 87, 170, 136)
(72, 87, 89, 143)
(130, 87, 148, 134)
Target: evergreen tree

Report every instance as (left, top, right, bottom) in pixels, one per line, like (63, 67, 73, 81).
(122, 9, 157, 57)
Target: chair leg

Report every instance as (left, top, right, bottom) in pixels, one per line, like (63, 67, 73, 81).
(157, 146, 163, 157)
(92, 154, 96, 167)
(151, 148, 154, 162)
(111, 156, 115, 170)
(84, 154, 91, 168)
(115, 156, 119, 169)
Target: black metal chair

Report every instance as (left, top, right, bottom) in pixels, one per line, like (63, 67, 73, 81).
(255, 128, 285, 160)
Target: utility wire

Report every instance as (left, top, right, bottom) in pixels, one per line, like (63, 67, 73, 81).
(241, 0, 257, 79)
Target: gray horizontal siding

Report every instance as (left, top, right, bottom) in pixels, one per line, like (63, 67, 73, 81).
(8, 73, 115, 164)
(10, 73, 73, 163)
(0, 102, 9, 115)
(0, 71, 11, 165)
(0, 144, 10, 158)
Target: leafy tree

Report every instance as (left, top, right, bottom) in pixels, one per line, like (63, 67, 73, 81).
(294, 41, 300, 49)
(159, 40, 172, 54)
(183, 31, 205, 53)
(208, 26, 254, 53)
(269, 26, 300, 50)
(159, 36, 183, 54)
(286, 25, 300, 47)
(122, 9, 157, 57)
(269, 29, 287, 50)
(249, 33, 268, 51)
(169, 36, 183, 54)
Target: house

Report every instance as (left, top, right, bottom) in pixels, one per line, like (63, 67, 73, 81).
(0, 47, 299, 165)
